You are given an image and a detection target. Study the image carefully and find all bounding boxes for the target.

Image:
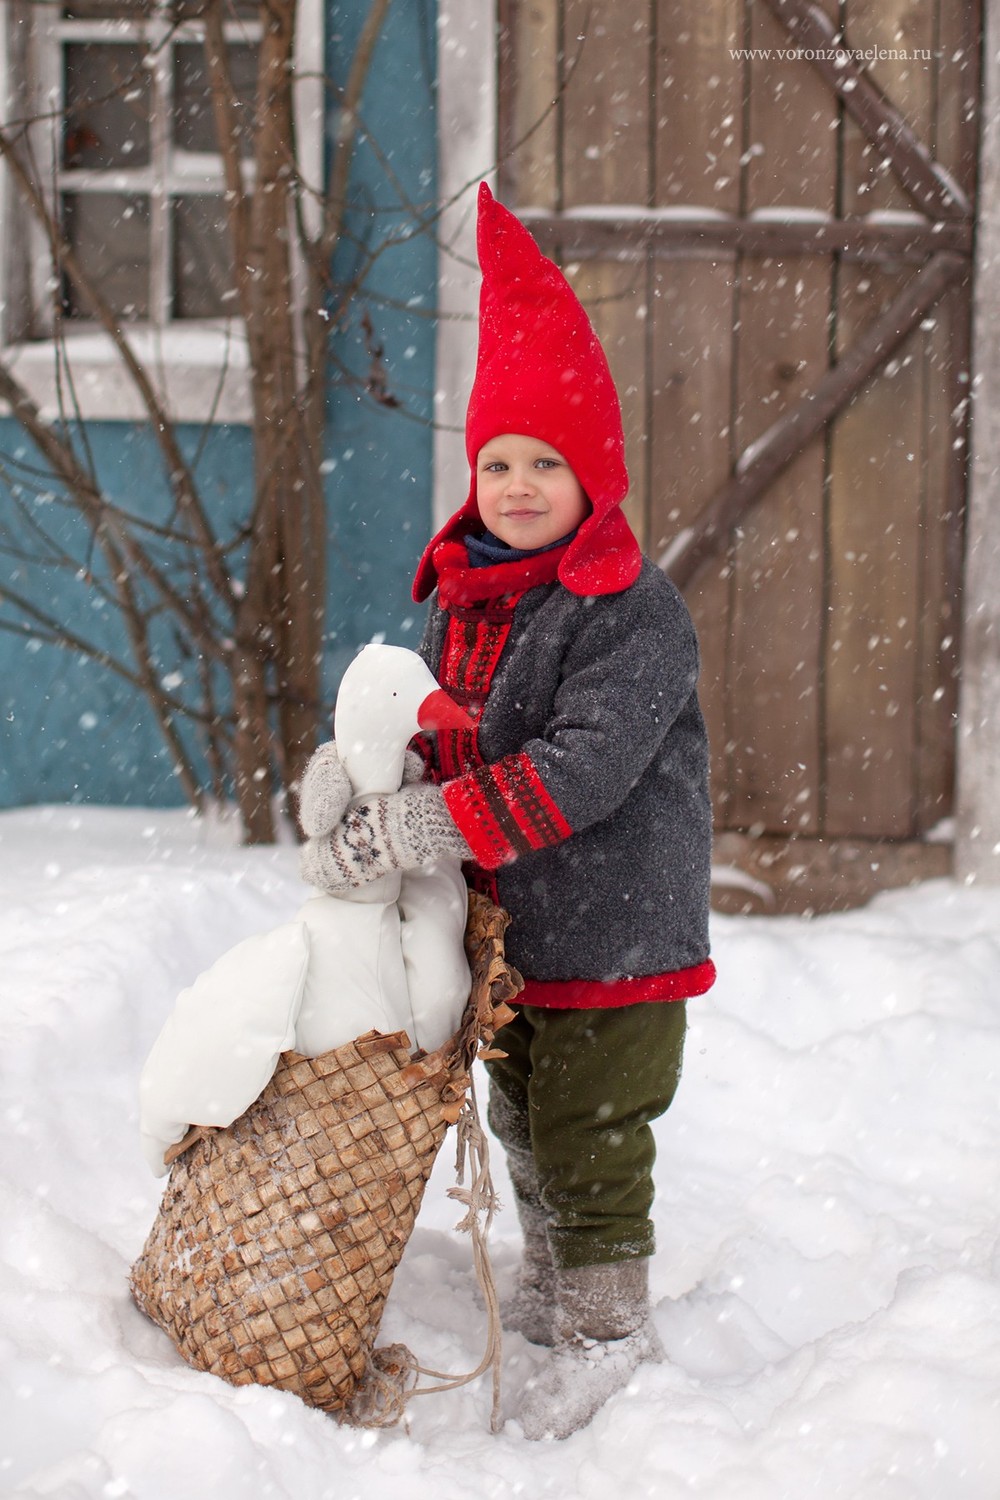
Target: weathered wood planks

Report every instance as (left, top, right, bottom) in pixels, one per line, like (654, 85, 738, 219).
(496, 0, 979, 904)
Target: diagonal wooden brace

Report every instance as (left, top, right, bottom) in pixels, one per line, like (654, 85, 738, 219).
(759, 0, 970, 221)
(660, 250, 968, 590)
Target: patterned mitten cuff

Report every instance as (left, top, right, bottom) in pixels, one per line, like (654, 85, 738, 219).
(300, 783, 471, 893)
(297, 742, 353, 839)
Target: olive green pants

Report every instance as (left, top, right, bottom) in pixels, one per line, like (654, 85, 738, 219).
(485, 1000, 686, 1270)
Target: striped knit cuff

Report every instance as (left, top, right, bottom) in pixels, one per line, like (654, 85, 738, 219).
(442, 752, 572, 870)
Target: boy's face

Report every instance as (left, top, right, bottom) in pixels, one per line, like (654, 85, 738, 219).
(476, 433, 590, 549)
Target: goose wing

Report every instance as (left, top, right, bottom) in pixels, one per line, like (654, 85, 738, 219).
(139, 921, 310, 1175)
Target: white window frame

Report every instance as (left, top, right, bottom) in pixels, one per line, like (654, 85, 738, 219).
(432, 0, 496, 528)
(0, 0, 323, 426)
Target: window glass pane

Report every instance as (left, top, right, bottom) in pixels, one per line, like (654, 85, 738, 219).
(61, 3, 153, 20)
(62, 3, 256, 21)
(174, 42, 256, 158)
(62, 193, 150, 319)
(63, 44, 151, 170)
(173, 196, 236, 318)
(171, 2, 260, 18)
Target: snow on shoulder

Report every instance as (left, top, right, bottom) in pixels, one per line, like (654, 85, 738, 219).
(1, 805, 999, 1497)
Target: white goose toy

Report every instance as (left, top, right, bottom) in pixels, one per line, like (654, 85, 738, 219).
(139, 645, 475, 1177)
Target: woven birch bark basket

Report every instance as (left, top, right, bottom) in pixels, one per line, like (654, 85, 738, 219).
(129, 891, 520, 1422)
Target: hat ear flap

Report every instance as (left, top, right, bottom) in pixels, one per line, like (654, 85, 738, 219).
(411, 481, 479, 603)
(557, 506, 643, 596)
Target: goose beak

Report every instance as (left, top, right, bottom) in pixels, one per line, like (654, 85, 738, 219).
(417, 688, 477, 733)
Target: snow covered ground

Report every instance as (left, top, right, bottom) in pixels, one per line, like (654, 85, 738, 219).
(1, 805, 999, 1499)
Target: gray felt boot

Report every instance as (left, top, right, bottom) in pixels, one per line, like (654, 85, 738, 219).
(501, 1145, 558, 1346)
(518, 1259, 662, 1440)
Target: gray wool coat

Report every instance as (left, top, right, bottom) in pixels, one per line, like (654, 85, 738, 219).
(419, 557, 713, 989)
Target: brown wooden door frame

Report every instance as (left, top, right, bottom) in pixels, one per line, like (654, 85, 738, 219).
(515, 0, 978, 595)
(956, 0, 1000, 886)
(494, 0, 983, 907)
(667, 0, 977, 589)
(439, 0, 999, 893)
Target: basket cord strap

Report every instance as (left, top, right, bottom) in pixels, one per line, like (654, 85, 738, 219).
(354, 1075, 505, 1433)
(412, 1074, 504, 1425)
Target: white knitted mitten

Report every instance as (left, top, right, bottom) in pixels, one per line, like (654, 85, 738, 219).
(299, 783, 471, 893)
(297, 742, 352, 839)
(298, 744, 426, 841)
(401, 747, 429, 786)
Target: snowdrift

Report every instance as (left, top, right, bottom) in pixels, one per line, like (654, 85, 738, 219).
(2, 806, 999, 1498)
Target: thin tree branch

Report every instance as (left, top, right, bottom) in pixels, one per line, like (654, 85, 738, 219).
(0, 126, 235, 610)
(0, 358, 230, 664)
(203, 0, 254, 338)
(315, 0, 393, 270)
(0, 442, 220, 549)
(0, 585, 221, 728)
(108, 559, 206, 808)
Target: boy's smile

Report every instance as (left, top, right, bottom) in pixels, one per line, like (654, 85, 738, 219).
(476, 433, 590, 550)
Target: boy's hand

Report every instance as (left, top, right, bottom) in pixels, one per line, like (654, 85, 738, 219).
(299, 783, 470, 893)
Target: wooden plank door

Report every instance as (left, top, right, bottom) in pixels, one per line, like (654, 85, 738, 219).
(497, 0, 979, 910)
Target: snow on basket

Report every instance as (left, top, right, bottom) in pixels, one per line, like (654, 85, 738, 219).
(128, 892, 521, 1424)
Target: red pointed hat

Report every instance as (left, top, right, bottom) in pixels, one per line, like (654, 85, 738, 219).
(413, 183, 641, 602)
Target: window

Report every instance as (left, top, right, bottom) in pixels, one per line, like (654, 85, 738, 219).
(0, 0, 322, 423)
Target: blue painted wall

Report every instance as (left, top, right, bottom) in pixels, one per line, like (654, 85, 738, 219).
(0, 0, 438, 809)
(321, 0, 438, 695)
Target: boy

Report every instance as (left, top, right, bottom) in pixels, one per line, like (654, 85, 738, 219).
(299, 183, 714, 1438)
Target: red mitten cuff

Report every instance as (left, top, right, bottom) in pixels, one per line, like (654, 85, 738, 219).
(441, 752, 573, 870)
